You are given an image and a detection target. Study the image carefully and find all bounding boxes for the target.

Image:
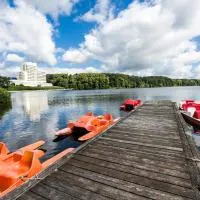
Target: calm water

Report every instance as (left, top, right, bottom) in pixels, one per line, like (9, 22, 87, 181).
(1, 86, 200, 160)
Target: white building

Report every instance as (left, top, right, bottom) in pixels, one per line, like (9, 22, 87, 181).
(11, 62, 52, 87)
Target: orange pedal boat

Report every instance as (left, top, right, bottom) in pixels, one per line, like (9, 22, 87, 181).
(56, 112, 119, 141)
(0, 145, 74, 198)
(0, 140, 45, 160)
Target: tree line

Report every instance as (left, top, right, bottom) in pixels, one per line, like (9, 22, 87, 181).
(46, 73, 200, 90)
(0, 77, 11, 106)
(1, 74, 200, 91)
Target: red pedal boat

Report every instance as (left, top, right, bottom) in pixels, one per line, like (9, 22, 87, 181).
(0, 142, 74, 198)
(180, 99, 200, 129)
(56, 112, 119, 141)
(120, 99, 141, 111)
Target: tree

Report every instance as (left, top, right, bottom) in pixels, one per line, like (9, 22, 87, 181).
(0, 87, 11, 105)
(0, 76, 10, 88)
(45, 73, 200, 90)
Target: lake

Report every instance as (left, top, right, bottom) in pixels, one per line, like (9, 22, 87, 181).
(1, 86, 200, 160)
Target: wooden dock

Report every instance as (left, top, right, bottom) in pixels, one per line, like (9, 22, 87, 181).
(3, 101, 200, 200)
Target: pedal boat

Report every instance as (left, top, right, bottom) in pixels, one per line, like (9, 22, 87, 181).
(56, 112, 119, 141)
(180, 99, 200, 129)
(179, 99, 200, 110)
(120, 99, 141, 111)
(0, 145, 74, 198)
(0, 140, 45, 160)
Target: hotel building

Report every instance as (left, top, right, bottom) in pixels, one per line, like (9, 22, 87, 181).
(11, 62, 52, 87)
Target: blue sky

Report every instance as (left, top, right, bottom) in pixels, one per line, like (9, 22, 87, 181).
(1, 0, 200, 78)
(55, 0, 132, 48)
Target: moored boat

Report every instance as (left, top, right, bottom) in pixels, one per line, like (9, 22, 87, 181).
(0, 140, 45, 160)
(180, 99, 200, 129)
(120, 99, 141, 111)
(181, 111, 200, 129)
(56, 112, 119, 141)
(179, 99, 200, 110)
(0, 146, 74, 197)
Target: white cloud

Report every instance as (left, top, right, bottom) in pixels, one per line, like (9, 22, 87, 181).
(41, 66, 101, 74)
(0, 0, 56, 65)
(62, 48, 91, 63)
(0, 65, 19, 77)
(55, 47, 65, 54)
(6, 54, 24, 62)
(78, 0, 114, 24)
(24, 0, 79, 20)
(63, 0, 200, 78)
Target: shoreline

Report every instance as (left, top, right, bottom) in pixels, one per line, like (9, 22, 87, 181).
(8, 88, 73, 92)
(8, 85, 200, 93)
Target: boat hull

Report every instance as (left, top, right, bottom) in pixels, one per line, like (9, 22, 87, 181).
(181, 111, 200, 128)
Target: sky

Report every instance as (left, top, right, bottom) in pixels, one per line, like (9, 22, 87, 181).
(1, 0, 200, 78)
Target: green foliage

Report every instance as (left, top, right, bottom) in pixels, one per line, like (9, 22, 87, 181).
(0, 103, 11, 119)
(0, 76, 10, 89)
(0, 87, 11, 105)
(47, 73, 110, 90)
(47, 73, 200, 90)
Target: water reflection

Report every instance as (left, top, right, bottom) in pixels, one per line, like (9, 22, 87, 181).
(0, 104, 11, 120)
(22, 92, 48, 121)
(0, 87, 200, 160)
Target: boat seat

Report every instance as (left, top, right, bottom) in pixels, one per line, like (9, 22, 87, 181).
(99, 120, 108, 126)
(0, 151, 42, 193)
(91, 118, 100, 127)
(104, 114, 113, 121)
(2, 152, 23, 163)
(187, 107, 196, 117)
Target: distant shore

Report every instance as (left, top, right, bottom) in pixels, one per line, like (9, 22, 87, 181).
(7, 85, 66, 92)
(9, 85, 200, 93)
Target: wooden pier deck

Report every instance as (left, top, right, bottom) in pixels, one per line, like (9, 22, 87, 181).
(3, 101, 200, 200)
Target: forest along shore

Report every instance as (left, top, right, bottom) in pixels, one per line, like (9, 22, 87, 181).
(1, 73, 200, 91)
(47, 73, 200, 90)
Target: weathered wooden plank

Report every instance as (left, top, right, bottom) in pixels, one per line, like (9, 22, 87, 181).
(83, 145, 185, 170)
(77, 150, 190, 179)
(110, 126, 179, 135)
(73, 155, 191, 187)
(117, 124, 179, 133)
(107, 129, 181, 140)
(115, 124, 179, 132)
(101, 133, 183, 148)
(95, 139, 185, 159)
(100, 137, 183, 152)
(41, 172, 110, 200)
(51, 170, 149, 200)
(30, 183, 78, 200)
(18, 191, 47, 200)
(86, 143, 186, 164)
(77, 148, 188, 173)
(61, 163, 194, 199)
